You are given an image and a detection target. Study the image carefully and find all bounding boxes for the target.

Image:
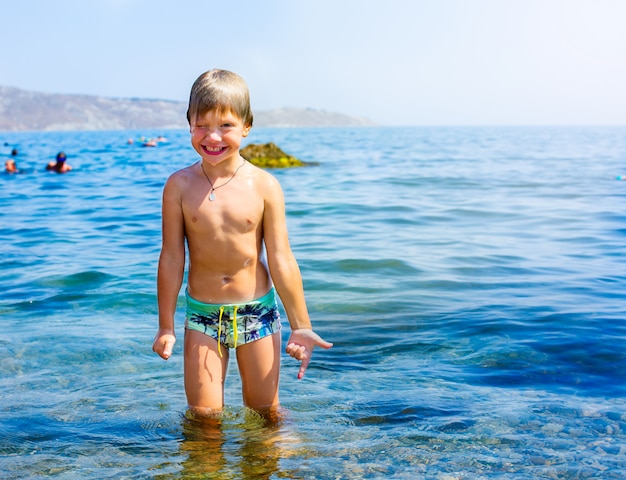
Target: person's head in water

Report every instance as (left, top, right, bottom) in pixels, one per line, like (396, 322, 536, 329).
(47, 151, 72, 173)
(5, 159, 18, 173)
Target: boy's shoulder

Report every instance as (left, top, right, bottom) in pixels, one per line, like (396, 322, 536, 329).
(167, 163, 198, 182)
(163, 164, 201, 197)
(249, 163, 285, 200)
(247, 161, 280, 185)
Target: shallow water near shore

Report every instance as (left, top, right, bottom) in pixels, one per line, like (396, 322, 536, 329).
(1, 126, 626, 479)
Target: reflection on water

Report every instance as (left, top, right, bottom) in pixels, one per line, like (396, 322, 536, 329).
(155, 407, 300, 480)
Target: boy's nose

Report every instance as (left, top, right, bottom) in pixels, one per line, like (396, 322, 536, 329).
(208, 130, 222, 141)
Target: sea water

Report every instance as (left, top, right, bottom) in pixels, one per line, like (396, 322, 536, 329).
(1, 126, 625, 479)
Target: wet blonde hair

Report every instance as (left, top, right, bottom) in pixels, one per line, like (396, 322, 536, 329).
(186, 69, 253, 127)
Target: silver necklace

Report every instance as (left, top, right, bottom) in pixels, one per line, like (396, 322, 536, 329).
(200, 159, 246, 201)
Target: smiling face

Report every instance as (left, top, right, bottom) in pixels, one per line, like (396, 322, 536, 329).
(190, 109, 251, 167)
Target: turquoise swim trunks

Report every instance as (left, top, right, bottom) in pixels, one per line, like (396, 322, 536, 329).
(185, 288, 281, 356)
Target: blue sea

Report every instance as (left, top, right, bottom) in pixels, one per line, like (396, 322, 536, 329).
(1, 126, 626, 479)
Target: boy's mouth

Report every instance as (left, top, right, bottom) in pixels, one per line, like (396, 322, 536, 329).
(202, 145, 227, 155)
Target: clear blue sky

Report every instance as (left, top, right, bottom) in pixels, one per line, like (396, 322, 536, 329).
(2, 0, 625, 126)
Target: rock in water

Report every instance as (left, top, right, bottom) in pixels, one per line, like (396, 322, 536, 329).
(240, 142, 313, 168)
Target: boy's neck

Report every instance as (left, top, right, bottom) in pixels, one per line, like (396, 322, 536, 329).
(202, 153, 243, 174)
(200, 155, 246, 183)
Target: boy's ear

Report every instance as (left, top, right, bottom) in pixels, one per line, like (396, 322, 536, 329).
(242, 124, 252, 137)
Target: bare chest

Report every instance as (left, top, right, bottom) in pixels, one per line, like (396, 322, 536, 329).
(182, 181, 264, 236)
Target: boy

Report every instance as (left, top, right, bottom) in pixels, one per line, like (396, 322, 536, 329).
(152, 69, 332, 414)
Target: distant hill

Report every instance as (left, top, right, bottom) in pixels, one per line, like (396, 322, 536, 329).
(0, 86, 374, 131)
(255, 107, 374, 128)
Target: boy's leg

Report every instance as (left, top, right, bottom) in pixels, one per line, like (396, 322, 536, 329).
(236, 332, 281, 410)
(184, 329, 229, 413)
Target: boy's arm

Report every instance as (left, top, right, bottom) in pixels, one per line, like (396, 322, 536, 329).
(263, 175, 332, 378)
(153, 176, 186, 360)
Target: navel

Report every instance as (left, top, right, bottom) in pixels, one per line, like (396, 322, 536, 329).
(221, 276, 232, 285)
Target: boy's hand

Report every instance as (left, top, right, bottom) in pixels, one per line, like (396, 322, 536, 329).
(153, 329, 176, 360)
(286, 329, 333, 380)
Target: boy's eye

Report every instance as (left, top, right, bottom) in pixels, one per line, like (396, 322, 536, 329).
(190, 119, 237, 133)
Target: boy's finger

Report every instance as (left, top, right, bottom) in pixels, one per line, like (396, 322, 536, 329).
(317, 339, 334, 349)
(162, 339, 174, 359)
(297, 356, 311, 380)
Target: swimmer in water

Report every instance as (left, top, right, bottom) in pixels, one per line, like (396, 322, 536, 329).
(46, 152, 73, 173)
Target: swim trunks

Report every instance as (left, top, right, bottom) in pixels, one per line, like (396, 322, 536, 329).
(185, 288, 281, 356)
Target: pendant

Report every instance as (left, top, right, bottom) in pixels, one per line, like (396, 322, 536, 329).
(209, 191, 215, 201)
